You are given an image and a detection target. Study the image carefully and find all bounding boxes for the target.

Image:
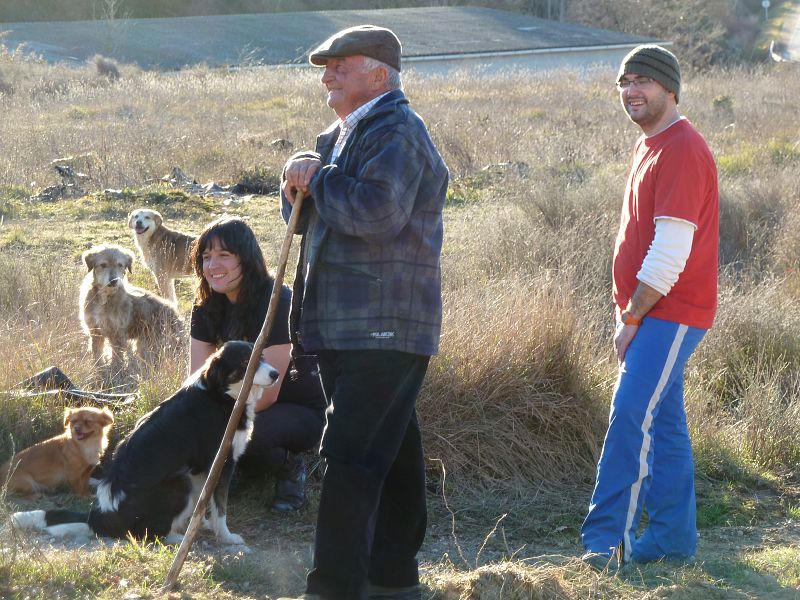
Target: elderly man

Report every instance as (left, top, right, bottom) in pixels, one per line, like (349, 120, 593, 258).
(279, 25, 448, 600)
(581, 45, 719, 568)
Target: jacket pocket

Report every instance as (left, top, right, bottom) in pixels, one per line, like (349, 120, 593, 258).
(316, 261, 383, 323)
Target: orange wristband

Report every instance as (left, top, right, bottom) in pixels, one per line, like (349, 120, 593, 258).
(620, 311, 642, 326)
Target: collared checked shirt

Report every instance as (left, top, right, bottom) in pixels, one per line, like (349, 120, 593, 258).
(281, 89, 449, 356)
(329, 92, 391, 164)
(302, 94, 390, 283)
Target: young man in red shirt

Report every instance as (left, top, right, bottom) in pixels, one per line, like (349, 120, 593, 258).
(581, 45, 719, 567)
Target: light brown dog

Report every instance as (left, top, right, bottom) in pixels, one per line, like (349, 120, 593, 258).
(0, 406, 114, 496)
(79, 243, 184, 374)
(127, 208, 196, 304)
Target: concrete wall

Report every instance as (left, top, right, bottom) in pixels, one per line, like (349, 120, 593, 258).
(402, 45, 638, 77)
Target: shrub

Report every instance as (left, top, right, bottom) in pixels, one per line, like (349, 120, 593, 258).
(92, 54, 120, 81)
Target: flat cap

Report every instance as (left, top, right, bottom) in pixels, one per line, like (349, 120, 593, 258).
(309, 25, 402, 72)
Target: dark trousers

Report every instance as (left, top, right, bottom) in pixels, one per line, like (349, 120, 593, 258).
(239, 402, 325, 474)
(306, 350, 430, 600)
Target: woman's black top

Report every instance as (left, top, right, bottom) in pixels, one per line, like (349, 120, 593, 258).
(190, 281, 325, 413)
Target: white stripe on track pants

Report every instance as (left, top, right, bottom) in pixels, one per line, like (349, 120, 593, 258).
(581, 316, 707, 563)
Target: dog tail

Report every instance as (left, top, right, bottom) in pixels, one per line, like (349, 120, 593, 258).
(12, 509, 93, 538)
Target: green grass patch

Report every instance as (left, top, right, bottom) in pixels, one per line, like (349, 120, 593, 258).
(745, 546, 800, 588)
(445, 180, 484, 207)
(234, 165, 281, 195)
(235, 97, 290, 112)
(16, 188, 216, 225)
(0, 187, 27, 219)
(767, 139, 800, 165)
(66, 105, 104, 120)
(0, 538, 221, 599)
(718, 148, 757, 176)
(694, 441, 765, 487)
(696, 487, 754, 528)
(694, 443, 785, 527)
(0, 226, 31, 249)
(718, 140, 800, 177)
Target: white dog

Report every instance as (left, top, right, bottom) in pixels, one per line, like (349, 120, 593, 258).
(79, 243, 184, 374)
(127, 208, 196, 304)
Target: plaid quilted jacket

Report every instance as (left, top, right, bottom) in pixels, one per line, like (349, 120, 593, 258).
(281, 90, 449, 356)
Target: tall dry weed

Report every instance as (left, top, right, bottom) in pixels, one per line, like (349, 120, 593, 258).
(0, 57, 799, 519)
(690, 281, 800, 471)
(421, 276, 611, 510)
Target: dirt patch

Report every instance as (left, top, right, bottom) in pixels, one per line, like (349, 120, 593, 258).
(3, 476, 800, 599)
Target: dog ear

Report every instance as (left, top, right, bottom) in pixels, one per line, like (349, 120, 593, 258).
(63, 408, 74, 427)
(127, 211, 137, 229)
(153, 211, 163, 227)
(82, 248, 97, 271)
(203, 351, 223, 391)
(100, 407, 115, 426)
(123, 250, 134, 273)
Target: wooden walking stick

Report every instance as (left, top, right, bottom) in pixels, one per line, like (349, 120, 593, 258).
(162, 191, 305, 592)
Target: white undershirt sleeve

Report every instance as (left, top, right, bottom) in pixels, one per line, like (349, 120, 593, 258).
(636, 217, 696, 296)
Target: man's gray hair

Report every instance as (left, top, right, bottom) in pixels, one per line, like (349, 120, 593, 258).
(362, 56, 402, 90)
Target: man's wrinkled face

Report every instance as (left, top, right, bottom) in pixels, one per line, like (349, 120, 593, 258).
(320, 55, 379, 119)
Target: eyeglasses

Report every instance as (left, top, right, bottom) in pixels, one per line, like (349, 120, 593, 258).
(616, 76, 655, 91)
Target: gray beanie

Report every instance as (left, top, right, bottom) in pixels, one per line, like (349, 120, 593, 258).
(617, 44, 681, 104)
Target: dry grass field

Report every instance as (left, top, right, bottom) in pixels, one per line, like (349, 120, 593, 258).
(0, 46, 799, 598)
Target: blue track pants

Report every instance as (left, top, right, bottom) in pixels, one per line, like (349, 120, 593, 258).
(581, 317, 706, 562)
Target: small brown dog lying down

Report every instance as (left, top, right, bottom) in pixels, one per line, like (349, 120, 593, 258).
(0, 406, 114, 496)
(127, 208, 196, 305)
(80, 243, 184, 373)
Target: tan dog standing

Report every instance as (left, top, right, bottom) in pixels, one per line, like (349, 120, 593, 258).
(0, 406, 114, 496)
(79, 243, 184, 374)
(127, 209, 196, 304)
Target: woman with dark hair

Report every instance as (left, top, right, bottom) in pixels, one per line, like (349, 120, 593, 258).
(189, 215, 326, 511)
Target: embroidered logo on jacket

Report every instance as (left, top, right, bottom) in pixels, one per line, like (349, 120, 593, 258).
(370, 331, 396, 339)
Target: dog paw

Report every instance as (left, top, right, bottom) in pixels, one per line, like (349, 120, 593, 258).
(218, 532, 245, 546)
(45, 523, 93, 538)
(164, 534, 185, 545)
(224, 542, 251, 554)
(11, 510, 46, 530)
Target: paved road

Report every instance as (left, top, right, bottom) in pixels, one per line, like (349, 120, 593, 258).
(773, 0, 800, 61)
(786, 1, 800, 58)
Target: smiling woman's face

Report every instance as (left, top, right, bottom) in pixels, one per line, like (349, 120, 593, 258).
(201, 238, 243, 302)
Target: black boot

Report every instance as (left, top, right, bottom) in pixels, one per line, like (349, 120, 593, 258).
(271, 452, 307, 512)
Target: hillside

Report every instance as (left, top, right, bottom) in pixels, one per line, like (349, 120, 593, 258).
(0, 0, 776, 66)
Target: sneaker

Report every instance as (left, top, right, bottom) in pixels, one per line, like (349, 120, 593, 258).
(581, 551, 613, 570)
(582, 538, 625, 572)
(271, 452, 307, 512)
(367, 584, 422, 600)
(581, 550, 624, 573)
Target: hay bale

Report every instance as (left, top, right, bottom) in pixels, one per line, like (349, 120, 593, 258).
(427, 561, 606, 600)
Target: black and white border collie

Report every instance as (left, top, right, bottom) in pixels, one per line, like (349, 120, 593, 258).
(12, 341, 278, 545)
